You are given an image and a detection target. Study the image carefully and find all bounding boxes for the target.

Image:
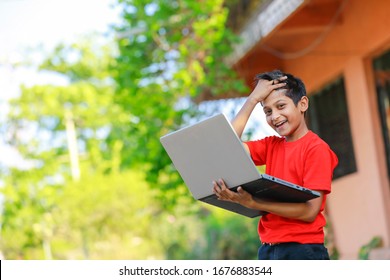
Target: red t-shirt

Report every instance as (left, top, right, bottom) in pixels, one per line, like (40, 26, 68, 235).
(246, 131, 338, 244)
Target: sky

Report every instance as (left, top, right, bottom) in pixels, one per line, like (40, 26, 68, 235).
(0, 0, 121, 167)
(0, 0, 120, 55)
(0, 0, 120, 91)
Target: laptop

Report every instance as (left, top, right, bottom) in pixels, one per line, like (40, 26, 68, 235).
(160, 113, 320, 218)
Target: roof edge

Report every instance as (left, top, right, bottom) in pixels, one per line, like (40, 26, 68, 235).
(226, 0, 305, 66)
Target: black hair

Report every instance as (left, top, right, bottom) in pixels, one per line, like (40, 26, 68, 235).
(254, 69, 306, 105)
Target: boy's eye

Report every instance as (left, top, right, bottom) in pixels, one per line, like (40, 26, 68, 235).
(264, 109, 272, 116)
(277, 104, 286, 109)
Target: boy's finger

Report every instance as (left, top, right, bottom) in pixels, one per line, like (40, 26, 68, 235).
(218, 179, 227, 189)
(272, 76, 288, 85)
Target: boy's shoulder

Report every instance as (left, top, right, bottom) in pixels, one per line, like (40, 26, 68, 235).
(245, 135, 284, 151)
(305, 131, 330, 146)
(248, 131, 330, 148)
(261, 135, 285, 145)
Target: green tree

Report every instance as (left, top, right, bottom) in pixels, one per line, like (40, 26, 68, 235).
(0, 37, 132, 259)
(109, 1, 259, 259)
(111, 0, 247, 199)
(0, 1, 260, 260)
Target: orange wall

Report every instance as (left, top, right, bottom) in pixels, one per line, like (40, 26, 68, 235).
(280, 0, 390, 259)
(269, 0, 390, 259)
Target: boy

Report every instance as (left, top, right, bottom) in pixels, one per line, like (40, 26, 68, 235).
(212, 70, 338, 260)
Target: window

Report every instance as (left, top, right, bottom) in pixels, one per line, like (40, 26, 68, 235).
(373, 50, 390, 178)
(307, 78, 357, 179)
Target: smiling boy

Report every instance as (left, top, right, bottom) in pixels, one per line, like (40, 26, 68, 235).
(213, 70, 338, 260)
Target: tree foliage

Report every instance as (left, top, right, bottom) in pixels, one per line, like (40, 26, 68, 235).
(111, 0, 247, 193)
(1, 37, 132, 259)
(0, 0, 259, 260)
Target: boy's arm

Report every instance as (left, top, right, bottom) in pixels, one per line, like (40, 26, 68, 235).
(213, 179, 323, 223)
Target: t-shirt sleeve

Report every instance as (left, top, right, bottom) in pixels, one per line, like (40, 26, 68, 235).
(303, 143, 338, 194)
(245, 137, 270, 166)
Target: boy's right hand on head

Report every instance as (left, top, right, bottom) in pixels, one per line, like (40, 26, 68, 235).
(250, 76, 287, 103)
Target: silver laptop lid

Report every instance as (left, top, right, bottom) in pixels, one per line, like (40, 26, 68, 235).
(160, 113, 261, 199)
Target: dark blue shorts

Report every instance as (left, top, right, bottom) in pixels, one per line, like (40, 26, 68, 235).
(258, 242, 330, 260)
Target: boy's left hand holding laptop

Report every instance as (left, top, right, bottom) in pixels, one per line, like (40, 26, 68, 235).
(213, 179, 255, 209)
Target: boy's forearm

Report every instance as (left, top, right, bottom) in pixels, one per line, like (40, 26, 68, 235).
(231, 96, 258, 138)
(247, 196, 323, 223)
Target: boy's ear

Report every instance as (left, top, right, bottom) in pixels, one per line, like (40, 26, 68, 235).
(298, 96, 309, 113)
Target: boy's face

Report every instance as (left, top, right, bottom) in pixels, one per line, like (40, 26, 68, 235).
(262, 89, 309, 142)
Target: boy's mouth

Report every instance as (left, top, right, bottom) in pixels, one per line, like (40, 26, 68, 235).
(274, 120, 287, 128)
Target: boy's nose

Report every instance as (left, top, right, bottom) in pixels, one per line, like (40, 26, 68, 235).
(271, 113, 280, 121)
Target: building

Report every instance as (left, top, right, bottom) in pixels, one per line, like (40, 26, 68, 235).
(222, 0, 390, 259)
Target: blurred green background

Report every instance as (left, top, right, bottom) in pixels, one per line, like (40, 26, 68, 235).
(0, 0, 268, 259)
